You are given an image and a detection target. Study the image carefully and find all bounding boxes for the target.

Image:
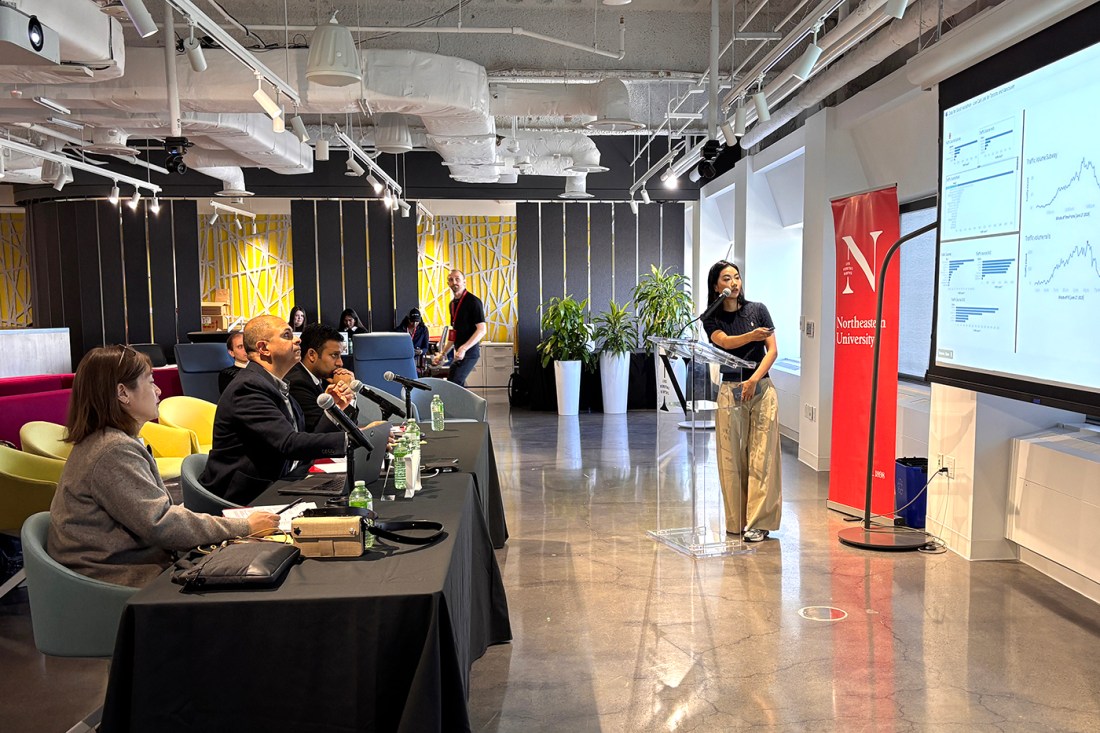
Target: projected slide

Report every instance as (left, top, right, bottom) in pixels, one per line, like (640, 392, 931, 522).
(936, 37, 1100, 392)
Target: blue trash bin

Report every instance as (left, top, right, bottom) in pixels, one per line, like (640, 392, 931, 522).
(895, 457, 928, 529)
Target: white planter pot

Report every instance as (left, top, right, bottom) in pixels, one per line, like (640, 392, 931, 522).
(599, 352, 630, 414)
(655, 350, 686, 413)
(554, 360, 582, 416)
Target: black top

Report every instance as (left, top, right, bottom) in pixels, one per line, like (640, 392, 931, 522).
(284, 361, 360, 432)
(397, 320, 430, 352)
(217, 364, 243, 394)
(200, 361, 345, 504)
(449, 290, 486, 347)
(702, 301, 774, 381)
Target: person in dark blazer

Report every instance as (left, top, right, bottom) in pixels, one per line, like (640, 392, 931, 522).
(285, 323, 359, 432)
(200, 315, 365, 505)
(218, 330, 248, 394)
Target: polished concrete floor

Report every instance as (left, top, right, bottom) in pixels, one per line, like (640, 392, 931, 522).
(3, 393, 1099, 732)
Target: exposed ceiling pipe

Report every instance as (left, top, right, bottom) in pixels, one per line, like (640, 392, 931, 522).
(708, 0, 720, 140)
(740, 0, 977, 148)
(190, 164, 248, 196)
(162, 2, 182, 137)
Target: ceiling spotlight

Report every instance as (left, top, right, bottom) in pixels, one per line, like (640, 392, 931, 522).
(883, 0, 908, 20)
(52, 164, 72, 192)
(108, 183, 120, 205)
(628, 197, 638, 215)
(120, 0, 159, 39)
(383, 189, 394, 208)
(290, 116, 310, 143)
(306, 11, 362, 87)
(720, 119, 737, 147)
(128, 190, 142, 209)
(209, 212, 218, 225)
(688, 167, 702, 184)
(252, 219, 258, 235)
(272, 114, 285, 134)
(734, 104, 747, 137)
(791, 38, 823, 81)
(150, 196, 161, 214)
(640, 188, 651, 205)
(345, 154, 365, 177)
(253, 78, 282, 119)
(753, 90, 771, 122)
(314, 138, 329, 161)
(663, 168, 679, 189)
(183, 30, 207, 73)
(398, 200, 411, 218)
(365, 174, 383, 194)
(235, 216, 242, 230)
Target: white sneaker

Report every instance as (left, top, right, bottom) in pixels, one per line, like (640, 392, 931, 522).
(743, 529, 769, 542)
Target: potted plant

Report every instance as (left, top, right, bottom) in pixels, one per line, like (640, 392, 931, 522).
(592, 299, 638, 414)
(537, 295, 593, 416)
(631, 265, 694, 412)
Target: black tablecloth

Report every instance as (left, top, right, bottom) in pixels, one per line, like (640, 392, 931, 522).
(383, 422, 508, 550)
(100, 474, 511, 733)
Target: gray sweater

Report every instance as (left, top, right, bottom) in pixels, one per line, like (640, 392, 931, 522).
(47, 427, 252, 587)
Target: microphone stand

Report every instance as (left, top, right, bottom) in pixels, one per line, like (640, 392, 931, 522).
(402, 385, 413, 423)
(344, 438, 357, 495)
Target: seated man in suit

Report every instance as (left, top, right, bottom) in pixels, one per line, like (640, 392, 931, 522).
(286, 323, 359, 432)
(218, 330, 248, 394)
(201, 315, 368, 505)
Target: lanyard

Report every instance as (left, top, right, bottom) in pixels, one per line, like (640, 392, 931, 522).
(449, 291, 468, 327)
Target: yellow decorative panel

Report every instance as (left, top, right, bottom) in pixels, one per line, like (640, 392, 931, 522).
(199, 214, 294, 326)
(0, 212, 32, 327)
(417, 215, 516, 343)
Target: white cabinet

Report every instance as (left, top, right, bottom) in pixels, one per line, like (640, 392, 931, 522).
(464, 342, 513, 389)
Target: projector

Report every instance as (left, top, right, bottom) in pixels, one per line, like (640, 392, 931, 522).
(0, 7, 60, 66)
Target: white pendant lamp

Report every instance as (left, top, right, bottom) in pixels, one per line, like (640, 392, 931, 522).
(306, 12, 362, 87)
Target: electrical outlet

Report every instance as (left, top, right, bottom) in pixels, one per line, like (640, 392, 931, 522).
(805, 320, 815, 338)
(803, 403, 816, 422)
(936, 453, 956, 479)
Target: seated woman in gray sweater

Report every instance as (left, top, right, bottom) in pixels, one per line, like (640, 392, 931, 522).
(47, 345, 279, 587)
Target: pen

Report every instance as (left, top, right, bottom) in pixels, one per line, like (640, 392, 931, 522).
(275, 497, 305, 515)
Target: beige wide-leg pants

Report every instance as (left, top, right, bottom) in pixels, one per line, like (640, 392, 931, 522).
(715, 377, 783, 533)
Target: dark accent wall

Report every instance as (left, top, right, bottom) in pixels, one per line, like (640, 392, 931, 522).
(25, 199, 201, 365)
(289, 200, 418, 331)
(516, 201, 685, 407)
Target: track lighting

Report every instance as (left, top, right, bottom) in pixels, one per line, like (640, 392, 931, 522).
(52, 165, 72, 192)
(120, 0, 159, 39)
(128, 190, 142, 209)
(791, 35, 823, 81)
(209, 212, 218, 225)
(628, 197, 638, 215)
(183, 27, 207, 72)
(883, 0, 908, 20)
(235, 216, 242, 230)
(383, 189, 394, 208)
(253, 77, 282, 119)
(290, 116, 310, 143)
(662, 168, 678, 189)
(688, 167, 702, 183)
(252, 219, 258, 235)
(720, 119, 737, 147)
(314, 138, 329, 161)
(399, 200, 411, 218)
(345, 154, 365, 177)
(150, 196, 161, 214)
(753, 90, 770, 122)
(366, 174, 383, 194)
(734, 104, 747, 137)
(33, 96, 70, 116)
(109, 183, 120, 205)
(272, 114, 285, 134)
(640, 188, 651, 205)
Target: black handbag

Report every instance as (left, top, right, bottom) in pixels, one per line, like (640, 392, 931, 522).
(171, 540, 301, 590)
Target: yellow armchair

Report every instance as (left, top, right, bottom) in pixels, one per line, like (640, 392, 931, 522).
(19, 422, 73, 461)
(157, 396, 216, 454)
(139, 421, 193, 481)
(0, 445, 65, 533)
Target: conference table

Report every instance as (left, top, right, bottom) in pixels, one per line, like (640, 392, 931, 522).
(100, 470, 511, 732)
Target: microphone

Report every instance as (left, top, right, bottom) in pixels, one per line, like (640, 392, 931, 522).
(349, 379, 406, 419)
(383, 371, 432, 391)
(699, 287, 732, 321)
(316, 393, 373, 452)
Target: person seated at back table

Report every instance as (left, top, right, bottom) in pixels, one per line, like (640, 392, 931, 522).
(340, 308, 368, 335)
(397, 307, 430, 354)
(218, 330, 248, 394)
(47, 345, 278, 587)
(201, 315, 375, 505)
(285, 323, 360, 432)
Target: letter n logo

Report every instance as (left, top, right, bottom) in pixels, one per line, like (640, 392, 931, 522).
(840, 230, 882, 294)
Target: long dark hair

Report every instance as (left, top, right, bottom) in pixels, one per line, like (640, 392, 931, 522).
(340, 308, 363, 329)
(288, 305, 307, 329)
(706, 260, 746, 307)
(67, 345, 152, 443)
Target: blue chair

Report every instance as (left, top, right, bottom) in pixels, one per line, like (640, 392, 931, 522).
(352, 333, 417, 398)
(21, 512, 138, 731)
(410, 377, 487, 423)
(180, 453, 240, 514)
(174, 343, 232, 403)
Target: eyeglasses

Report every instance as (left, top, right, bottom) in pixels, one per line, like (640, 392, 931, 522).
(117, 344, 135, 367)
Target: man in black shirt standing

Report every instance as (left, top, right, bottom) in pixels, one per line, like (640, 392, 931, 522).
(433, 269, 487, 387)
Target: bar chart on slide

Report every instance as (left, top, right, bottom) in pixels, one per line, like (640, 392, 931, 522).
(941, 115, 1023, 241)
(936, 234, 1019, 358)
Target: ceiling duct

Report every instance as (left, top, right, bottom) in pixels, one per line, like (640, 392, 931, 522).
(81, 127, 139, 157)
(306, 13, 362, 88)
(191, 165, 252, 197)
(584, 79, 645, 132)
(559, 175, 592, 199)
(492, 78, 644, 131)
(375, 113, 413, 154)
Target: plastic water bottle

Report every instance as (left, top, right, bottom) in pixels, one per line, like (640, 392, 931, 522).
(348, 479, 374, 548)
(431, 394, 445, 432)
(393, 439, 408, 491)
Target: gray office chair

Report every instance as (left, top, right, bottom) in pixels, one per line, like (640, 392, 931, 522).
(174, 343, 233, 403)
(411, 377, 487, 423)
(22, 511, 138, 731)
(356, 384, 420, 424)
(180, 453, 240, 514)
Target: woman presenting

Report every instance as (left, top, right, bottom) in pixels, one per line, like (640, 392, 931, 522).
(702, 261, 782, 542)
(47, 345, 278, 587)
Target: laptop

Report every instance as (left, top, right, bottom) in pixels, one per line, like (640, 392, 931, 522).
(277, 425, 387, 497)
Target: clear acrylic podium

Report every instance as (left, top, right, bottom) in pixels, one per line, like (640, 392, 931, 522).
(648, 337, 756, 558)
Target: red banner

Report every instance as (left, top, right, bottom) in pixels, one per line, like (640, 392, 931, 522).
(828, 186, 900, 516)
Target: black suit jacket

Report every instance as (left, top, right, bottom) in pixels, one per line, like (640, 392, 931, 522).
(200, 361, 346, 505)
(218, 364, 244, 394)
(284, 362, 360, 432)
